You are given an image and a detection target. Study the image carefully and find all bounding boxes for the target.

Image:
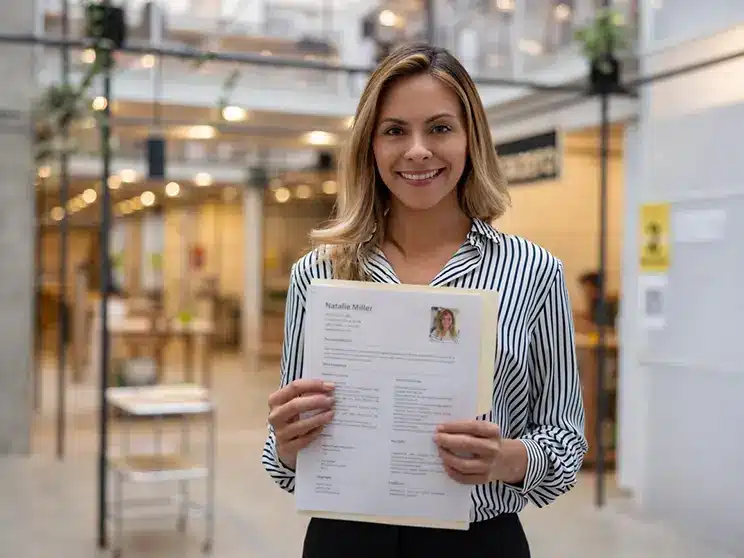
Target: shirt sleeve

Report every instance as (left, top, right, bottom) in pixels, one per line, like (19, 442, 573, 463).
(260, 263, 306, 493)
(504, 263, 589, 507)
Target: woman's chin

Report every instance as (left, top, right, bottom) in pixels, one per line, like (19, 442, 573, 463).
(391, 188, 455, 213)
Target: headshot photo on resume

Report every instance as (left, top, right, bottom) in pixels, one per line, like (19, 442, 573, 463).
(429, 307, 459, 343)
(262, 42, 588, 558)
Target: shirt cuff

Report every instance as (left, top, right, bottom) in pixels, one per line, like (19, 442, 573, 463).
(502, 438, 550, 495)
(277, 454, 296, 475)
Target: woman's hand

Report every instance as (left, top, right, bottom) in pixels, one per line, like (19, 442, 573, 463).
(434, 420, 527, 485)
(268, 379, 335, 470)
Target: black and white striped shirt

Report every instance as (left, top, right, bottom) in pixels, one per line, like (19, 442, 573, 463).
(262, 218, 588, 522)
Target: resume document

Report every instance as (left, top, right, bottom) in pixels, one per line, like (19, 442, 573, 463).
(295, 280, 498, 528)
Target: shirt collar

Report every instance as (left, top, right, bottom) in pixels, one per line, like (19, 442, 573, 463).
(467, 218, 501, 248)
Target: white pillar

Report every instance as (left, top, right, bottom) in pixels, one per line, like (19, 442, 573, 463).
(242, 185, 263, 367)
(0, 0, 35, 455)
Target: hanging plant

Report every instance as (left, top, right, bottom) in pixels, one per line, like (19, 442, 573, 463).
(33, 1, 127, 166)
(574, 8, 633, 94)
(192, 52, 243, 114)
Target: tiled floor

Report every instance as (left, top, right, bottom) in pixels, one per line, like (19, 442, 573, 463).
(2, 353, 737, 558)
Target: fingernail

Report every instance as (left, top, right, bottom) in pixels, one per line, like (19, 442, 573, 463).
(323, 382, 335, 390)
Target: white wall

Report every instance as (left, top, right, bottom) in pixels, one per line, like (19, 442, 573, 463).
(619, 11, 744, 553)
(496, 131, 625, 308)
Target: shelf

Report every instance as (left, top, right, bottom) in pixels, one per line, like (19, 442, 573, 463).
(109, 453, 208, 483)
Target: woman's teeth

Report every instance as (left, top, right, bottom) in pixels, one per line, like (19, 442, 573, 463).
(400, 169, 441, 180)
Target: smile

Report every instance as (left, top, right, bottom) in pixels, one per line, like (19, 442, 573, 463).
(397, 168, 444, 181)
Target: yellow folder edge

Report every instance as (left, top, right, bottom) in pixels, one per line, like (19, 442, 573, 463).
(296, 279, 500, 530)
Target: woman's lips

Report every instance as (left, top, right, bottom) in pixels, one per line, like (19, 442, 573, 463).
(397, 168, 444, 186)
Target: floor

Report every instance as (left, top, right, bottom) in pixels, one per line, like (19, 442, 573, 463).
(1, 352, 738, 558)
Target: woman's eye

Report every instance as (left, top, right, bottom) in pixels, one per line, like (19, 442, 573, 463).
(384, 127, 404, 136)
(432, 124, 451, 134)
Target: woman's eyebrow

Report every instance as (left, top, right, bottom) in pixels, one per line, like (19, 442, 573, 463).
(378, 112, 457, 126)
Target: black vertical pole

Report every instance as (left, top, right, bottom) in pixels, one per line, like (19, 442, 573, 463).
(97, 39, 114, 551)
(595, 89, 610, 509)
(56, 0, 72, 461)
(594, 0, 612, 510)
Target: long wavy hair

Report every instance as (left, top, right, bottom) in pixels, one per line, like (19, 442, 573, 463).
(433, 308, 458, 340)
(310, 43, 510, 280)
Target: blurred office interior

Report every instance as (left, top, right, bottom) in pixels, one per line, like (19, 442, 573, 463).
(1, 0, 743, 556)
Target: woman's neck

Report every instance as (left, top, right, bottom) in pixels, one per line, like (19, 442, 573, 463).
(385, 197, 471, 258)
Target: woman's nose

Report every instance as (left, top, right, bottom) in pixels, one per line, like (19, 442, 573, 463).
(404, 135, 432, 160)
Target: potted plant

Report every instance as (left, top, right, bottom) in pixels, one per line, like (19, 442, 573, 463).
(574, 8, 632, 95)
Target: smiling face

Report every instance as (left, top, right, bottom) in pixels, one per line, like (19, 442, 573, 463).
(372, 73, 468, 213)
(441, 310, 453, 332)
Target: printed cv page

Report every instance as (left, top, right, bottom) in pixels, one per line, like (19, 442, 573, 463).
(295, 282, 484, 524)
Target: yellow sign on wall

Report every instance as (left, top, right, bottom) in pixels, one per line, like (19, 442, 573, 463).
(640, 203, 671, 273)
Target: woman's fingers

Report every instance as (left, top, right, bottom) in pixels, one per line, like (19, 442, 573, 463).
(280, 422, 329, 456)
(268, 379, 334, 409)
(437, 446, 490, 476)
(435, 432, 496, 457)
(268, 393, 334, 428)
(277, 409, 335, 445)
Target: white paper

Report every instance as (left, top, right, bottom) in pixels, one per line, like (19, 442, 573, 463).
(672, 208, 726, 243)
(295, 282, 485, 524)
(638, 273, 668, 331)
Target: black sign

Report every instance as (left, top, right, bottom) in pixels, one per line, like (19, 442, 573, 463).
(495, 130, 561, 185)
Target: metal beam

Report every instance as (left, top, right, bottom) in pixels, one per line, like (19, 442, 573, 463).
(55, 0, 71, 462)
(0, 32, 587, 93)
(626, 47, 744, 88)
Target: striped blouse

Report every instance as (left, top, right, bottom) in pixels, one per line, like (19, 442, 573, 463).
(261, 218, 588, 522)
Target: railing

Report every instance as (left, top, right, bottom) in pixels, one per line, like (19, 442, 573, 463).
(36, 0, 640, 101)
(37, 45, 355, 96)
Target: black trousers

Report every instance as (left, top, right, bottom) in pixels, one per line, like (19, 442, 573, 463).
(302, 513, 531, 558)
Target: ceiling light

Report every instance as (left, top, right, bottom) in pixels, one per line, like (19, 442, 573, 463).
(188, 125, 216, 140)
(141, 54, 156, 68)
(304, 130, 336, 146)
(92, 96, 108, 111)
(554, 4, 571, 21)
(344, 116, 355, 129)
(165, 181, 180, 197)
(81, 48, 96, 64)
(141, 191, 156, 207)
(322, 180, 337, 195)
(222, 105, 247, 122)
(119, 169, 137, 183)
(82, 188, 97, 204)
(38, 166, 51, 179)
(50, 207, 65, 221)
(496, 0, 515, 11)
(296, 184, 312, 199)
(378, 9, 398, 27)
(107, 175, 122, 189)
(194, 172, 213, 187)
(518, 39, 543, 56)
(274, 187, 290, 203)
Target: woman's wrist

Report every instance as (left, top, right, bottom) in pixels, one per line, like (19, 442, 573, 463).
(277, 448, 297, 472)
(492, 438, 528, 485)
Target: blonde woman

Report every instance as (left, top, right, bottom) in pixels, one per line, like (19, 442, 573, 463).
(263, 43, 587, 557)
(430, 308, 458, 342)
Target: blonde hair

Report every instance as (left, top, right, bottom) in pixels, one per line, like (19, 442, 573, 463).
(434, 308, 458, 339)
(311, 43, 510, 280)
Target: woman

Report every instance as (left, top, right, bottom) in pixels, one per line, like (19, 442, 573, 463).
(430, 308, 459, 342)
(262, 43, 587, 557)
